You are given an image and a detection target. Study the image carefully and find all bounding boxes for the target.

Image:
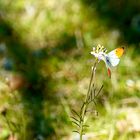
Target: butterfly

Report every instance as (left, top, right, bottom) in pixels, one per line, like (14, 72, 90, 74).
(104, 47, 124, 78)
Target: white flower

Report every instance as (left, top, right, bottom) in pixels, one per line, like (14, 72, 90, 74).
(90, 44, 107, 62)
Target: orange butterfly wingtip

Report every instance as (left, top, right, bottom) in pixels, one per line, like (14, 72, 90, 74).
(115, 47, 124, 58)
(107, 68, 111, 78)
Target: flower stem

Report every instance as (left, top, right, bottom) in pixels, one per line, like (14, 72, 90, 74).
(79, 60, 97, 140)
(86, 61, 97, 101)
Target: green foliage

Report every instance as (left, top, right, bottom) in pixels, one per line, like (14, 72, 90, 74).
(0, 0, 140, 140)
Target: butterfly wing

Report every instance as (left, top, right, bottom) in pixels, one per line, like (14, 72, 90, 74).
(106, 57, 120, 67)
(106, 47, 124, 67)
(105, 47, 124, 78)
(108, 47, 124, 58)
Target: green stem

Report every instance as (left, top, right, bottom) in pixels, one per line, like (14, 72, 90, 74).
(86, 61, 97, 101)
(79, 60, 97, 140)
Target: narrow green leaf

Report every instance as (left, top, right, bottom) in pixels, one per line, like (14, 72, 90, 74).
(71, 116, 80, 123)
(73, 130, 80, 134)
(71, 109, 80, 118)
(72, 120, 80, 127)
(83, 124, 89, 127)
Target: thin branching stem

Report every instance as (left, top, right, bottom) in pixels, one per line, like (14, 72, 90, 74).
(72, 59, 104, 140)
(79, 60, 97, 140)
(96, 85, 104, 97)
(86, 61, 97, 102)
(71, 45, 107, 139)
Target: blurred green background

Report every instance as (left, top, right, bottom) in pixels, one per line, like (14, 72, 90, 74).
(0, 0, 140, 140)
